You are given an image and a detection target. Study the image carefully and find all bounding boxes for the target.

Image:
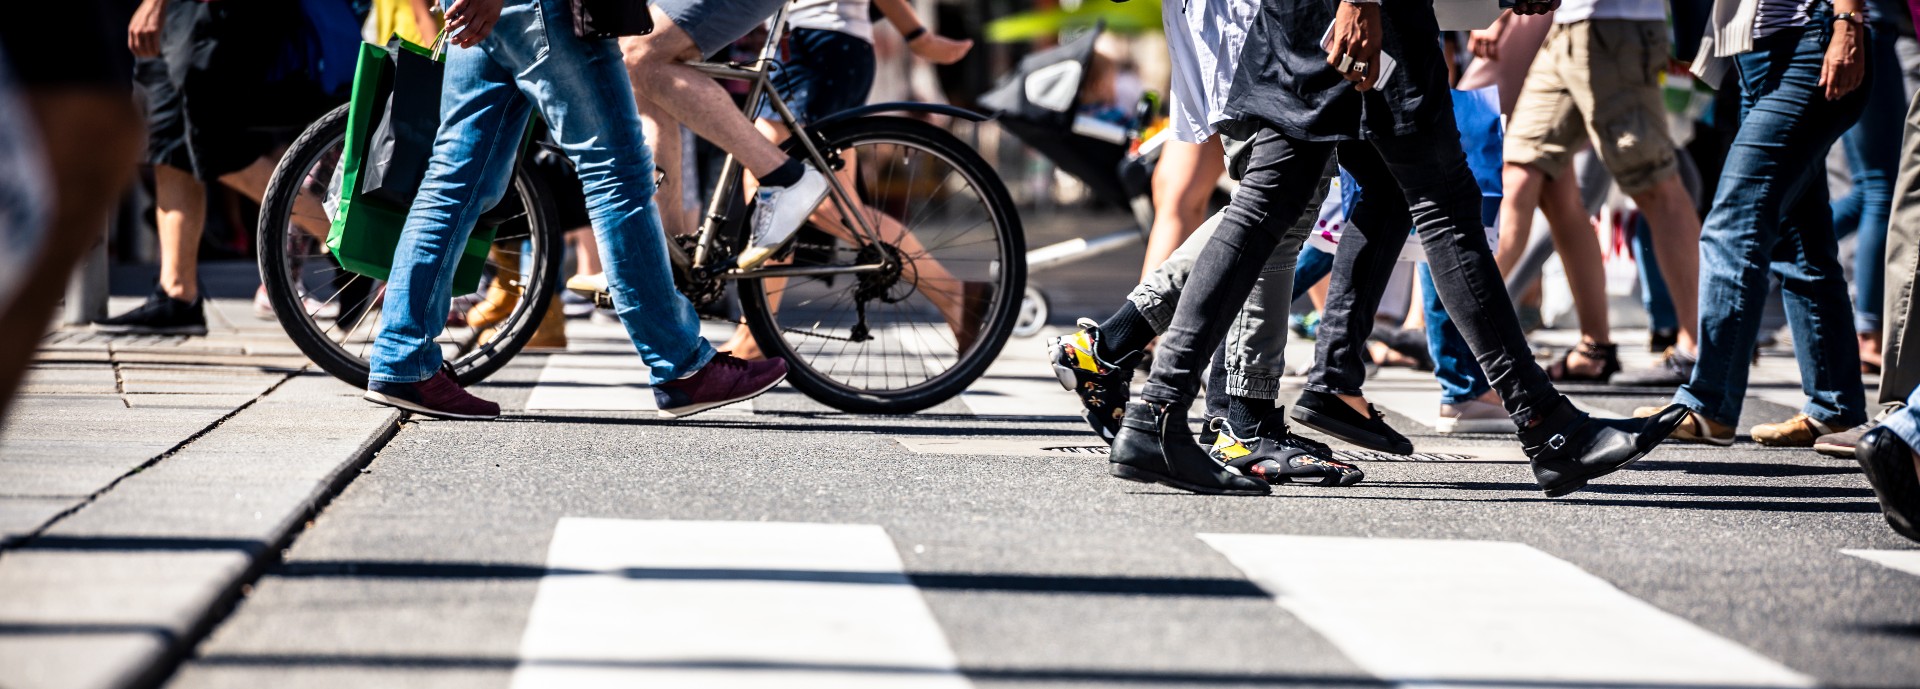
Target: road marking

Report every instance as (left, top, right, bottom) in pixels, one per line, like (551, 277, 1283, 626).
(1200, 534, 1814, 688)
(510, 519, 968, 689)
(1843, 549, 1920, 577)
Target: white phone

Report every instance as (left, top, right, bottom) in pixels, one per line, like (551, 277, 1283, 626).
(1320, 20, 1399, 85)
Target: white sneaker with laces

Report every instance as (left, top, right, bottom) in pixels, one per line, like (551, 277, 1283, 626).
(738, 167, 828, 270)
(565, 273, 610, 308)
(1436, 398, 1517, 434)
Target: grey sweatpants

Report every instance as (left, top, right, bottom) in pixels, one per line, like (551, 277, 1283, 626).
(1125, 168, 1330, 400)
(1879, 90, 1920, 408)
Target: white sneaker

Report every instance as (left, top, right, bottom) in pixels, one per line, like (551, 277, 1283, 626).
(738, 167, 828, 270)
(1436, 398, 1517, 434)
(566, 273, 610, 308)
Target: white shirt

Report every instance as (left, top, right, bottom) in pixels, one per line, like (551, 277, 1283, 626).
(1553, 0, 1668, 23)
(784, 0, 873, 43)
(1164, 0, 1257, 143)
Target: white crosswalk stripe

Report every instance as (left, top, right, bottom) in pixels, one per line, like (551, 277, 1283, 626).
(510, 519, 969, 689)
(1843, 549, 1920, 578)
(1201, 533, 1816, 689)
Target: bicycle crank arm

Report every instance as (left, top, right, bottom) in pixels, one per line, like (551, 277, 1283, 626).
(721, 263, 888, 279)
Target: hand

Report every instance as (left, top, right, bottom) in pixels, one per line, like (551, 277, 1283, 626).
(1511, 0, 1560, 16)
(1469, 29, 1499, 60)
(909, 33, 973, 65)
(1820, 20, 1866, 100)
(444, 0, 503, 48)
(1327, 2, 1384, 91)
(128, 0, 165, 59)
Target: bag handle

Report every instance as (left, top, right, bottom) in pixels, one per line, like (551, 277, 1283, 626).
(430, 27, 450, 61)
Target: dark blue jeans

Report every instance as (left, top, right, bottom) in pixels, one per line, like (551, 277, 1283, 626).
(1674, 14, 1870, 428)
(1831, 21, 1903, 334)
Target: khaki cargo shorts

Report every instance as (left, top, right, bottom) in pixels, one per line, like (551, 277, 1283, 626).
(1504, 19, 1678, 195)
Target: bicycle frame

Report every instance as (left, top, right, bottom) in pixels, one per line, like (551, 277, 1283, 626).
(677, 5, 889, 282)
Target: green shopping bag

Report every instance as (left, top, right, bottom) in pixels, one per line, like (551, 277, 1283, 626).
(327, 38, 494, 294)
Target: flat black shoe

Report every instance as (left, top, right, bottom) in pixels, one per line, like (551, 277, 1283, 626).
(1524, 400, 1687, 497)
(1210, 411, 1364, 487)
(1109, 401, 1269, 496)
(1855, 427, 1920, 543)
(1290, 389, 1413, 455)
(93, 287, 208, 336)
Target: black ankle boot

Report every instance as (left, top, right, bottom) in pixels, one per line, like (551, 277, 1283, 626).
(1521, 398, 1688, 497)
(1110, 401, 1270, 496)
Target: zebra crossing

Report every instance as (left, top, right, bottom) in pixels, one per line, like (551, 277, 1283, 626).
(498, 518, 1899, 688)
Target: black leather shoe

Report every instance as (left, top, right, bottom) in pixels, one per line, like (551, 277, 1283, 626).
(1524, 400, 1687, 497)
(1290, 389, 1414, 455)
(1109, 401, 1270, 496)
(1855, 427, 1920, 543)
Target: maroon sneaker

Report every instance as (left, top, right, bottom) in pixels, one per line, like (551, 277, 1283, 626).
(654, 353, 787, 418)
(364, 370, 502, 420)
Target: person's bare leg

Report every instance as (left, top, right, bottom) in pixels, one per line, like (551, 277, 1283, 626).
(1141, 137, 1224, 278)
(1629, 174, 1702, 354)
(154, 163, 207, 303)
(572, 228, 602, 277)
(621, 13, 788, 179)
(1495, 163, 1543, 274)
(218, 153, 329, 240)
(0, 89, 141, 420)
(1537, 165, 1614, 363)
(637, 100, 696, 237)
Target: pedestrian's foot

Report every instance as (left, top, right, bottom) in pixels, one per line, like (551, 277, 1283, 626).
(1547, 341, 1619, 382)
(1648, 328, 1678, 353)
(1109, 401, 1269, 496)
(1290, 389, 1414, 455)
(1047, 319, 1140, 442)
(739, 167, 829, 270)
(1209, 412, 1363, 487)
(565, 273, 611, 308)
(948, 282, 991, 353)
(1816, 404, 1900, 458)
(93, 287, 208, 336)
(1437, 396, 1517, 434)
(719, 325, 767, 361)
(1854, 427, 1920, 543)
(1632, 405, 1734, 446)
(1526, 400, 1688, 497)
(1611, 347, 1695, 387)
(365, 370, 501, 420)
(653, 353, 787, 419)
(1750, 413, 1849, 448)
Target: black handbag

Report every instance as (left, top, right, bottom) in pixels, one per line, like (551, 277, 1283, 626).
(571, 0, 653, 39)
(358, 39, 446, 208)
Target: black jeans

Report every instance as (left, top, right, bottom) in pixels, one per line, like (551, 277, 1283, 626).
(1141, 123, 1562, 426)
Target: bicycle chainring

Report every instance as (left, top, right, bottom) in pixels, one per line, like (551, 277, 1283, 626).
(673, 234, 726, 309)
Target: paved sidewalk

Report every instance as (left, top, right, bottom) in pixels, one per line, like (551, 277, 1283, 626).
(0, 292, 403, 689)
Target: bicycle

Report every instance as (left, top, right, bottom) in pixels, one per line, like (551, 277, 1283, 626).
(257, 8, 1024, 414)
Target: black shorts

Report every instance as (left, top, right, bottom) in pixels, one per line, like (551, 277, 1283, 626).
(138, 0, 313, 180)
(0, 0, 134, 89)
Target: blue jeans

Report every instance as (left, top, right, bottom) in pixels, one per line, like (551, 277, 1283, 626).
(1631, 214, 1679, 333)
(1882, 385, 1920, 449)
(1674, 13, 1869, 428)
(1831, 21, 1903, 334)
(368, 0, 714, 384)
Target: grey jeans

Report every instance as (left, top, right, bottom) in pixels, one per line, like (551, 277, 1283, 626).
(1880, 89, 1920, 408)
(1126, 165, 1331, 400)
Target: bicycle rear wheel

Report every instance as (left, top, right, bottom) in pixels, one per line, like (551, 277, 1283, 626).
(256, 104, 563, 389)
(738, 116, 1025, 414)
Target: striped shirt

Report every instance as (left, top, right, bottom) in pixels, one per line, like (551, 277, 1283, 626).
(1753, 0, 1822, 38)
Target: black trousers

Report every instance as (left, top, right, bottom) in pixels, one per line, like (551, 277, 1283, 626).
(1140, 123, 1562, 426)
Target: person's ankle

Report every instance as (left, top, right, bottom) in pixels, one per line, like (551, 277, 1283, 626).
(1335, 393, 1370, 417)
(161, 282, 196, 303)
(1474, 389, 1501, 405)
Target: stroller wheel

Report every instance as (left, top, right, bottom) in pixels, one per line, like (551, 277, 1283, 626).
(1013, 284, 1050, 338)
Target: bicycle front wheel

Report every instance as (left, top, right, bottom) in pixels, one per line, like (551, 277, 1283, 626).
(256, 104, 564, 389)
(738, 116, 1026, 414)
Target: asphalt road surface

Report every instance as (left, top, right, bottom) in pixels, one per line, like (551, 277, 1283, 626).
(164, 323, 1920, 689)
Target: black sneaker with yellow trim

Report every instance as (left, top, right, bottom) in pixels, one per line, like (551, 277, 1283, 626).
(1209, 410, 1364, 487)
(1047, 319, 1141, 442)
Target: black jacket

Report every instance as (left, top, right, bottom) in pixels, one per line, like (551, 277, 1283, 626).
(1224, 0, 1454, 141)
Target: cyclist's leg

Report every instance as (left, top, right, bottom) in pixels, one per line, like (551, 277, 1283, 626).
(619, 2, 792, 180)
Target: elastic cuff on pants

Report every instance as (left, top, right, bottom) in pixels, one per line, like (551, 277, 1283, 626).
(1225, 371, 1282, 400)
(1126, 286, 1177, 333)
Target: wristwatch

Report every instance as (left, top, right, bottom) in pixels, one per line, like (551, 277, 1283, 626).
(1342, 0, 1382, 5)
(1832, 11, 1866, 25)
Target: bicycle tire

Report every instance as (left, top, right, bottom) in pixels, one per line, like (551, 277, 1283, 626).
(257, 103, 563, 389)
(738, 116, 1026, 414)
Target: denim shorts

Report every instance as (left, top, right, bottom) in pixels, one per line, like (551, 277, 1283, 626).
(757, 28, 876, 123)
(652, 0, 788, 57)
